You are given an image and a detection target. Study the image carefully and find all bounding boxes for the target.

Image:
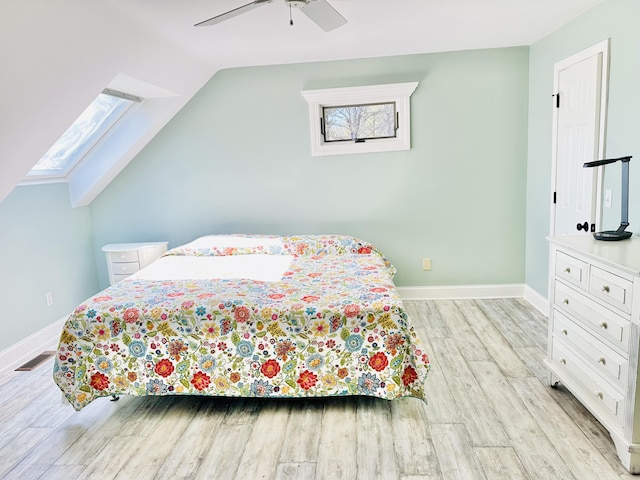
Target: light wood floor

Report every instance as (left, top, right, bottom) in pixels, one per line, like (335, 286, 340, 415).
(0, 299, 634, 479)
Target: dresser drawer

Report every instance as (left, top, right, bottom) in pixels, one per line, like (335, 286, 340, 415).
(553, 310, 628, 390)
(554, 280, 630, 353)
(551, 338, 624, 426)
(555, 251, 588, 290)
(109, 250, 140, 263)
(589, 266, 633, 314)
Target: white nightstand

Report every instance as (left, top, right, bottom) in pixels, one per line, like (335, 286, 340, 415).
(102, 242, 168, 285)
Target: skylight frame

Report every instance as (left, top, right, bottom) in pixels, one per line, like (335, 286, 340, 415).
(25, 88, 143, 182)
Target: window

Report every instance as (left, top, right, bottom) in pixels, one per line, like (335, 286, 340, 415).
(301, 82, 418, 157)
(26, 88, 142, 180)
(322, 102, 396, 142)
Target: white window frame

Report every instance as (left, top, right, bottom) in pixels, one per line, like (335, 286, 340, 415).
(23, 88, 142, 184)
(301, 82, 418, 157)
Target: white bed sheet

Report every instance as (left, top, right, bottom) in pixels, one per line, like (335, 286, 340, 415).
(131, 254, 293, 282)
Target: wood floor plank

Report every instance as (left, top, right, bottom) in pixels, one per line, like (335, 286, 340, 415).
(235, 400, 291, 480)
(316, 397, 358, 480)
(455, 299, 531, 378)
(435, 301, 490, 362)
(0, 383, 72, 451)
(469, 360, 575, 479)
(495, 298, 548, 348)
(154, 398, 229, 479)
(275, 462, 317, 480)
(355, 396, 398, 480)
(5, 394, 126, 478)
(0, 426, 56, 478)
(430, 423, 485, 480)
(279, 398, 323, 463)
(400, 476, 441, 480)
(390, 397, 439, 477)
(222, 396, 262, 425)
(513, 345, 549, 383)
(51, 397, 140, 469)
(510, 377, 623, 480)
(473, 446, 528, 480)
(545, 382, 628, 474)
(429, 338, 508, 446)
(404, 300, 450, 339)
(474, 299, 535, 349)
(193, 423, 253, 480)
(400, 475, 442, 480)
(418, 337, 460, 424)
(113, 397, 203, 480)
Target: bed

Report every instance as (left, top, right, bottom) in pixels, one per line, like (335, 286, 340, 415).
(53, 234, 430, 411)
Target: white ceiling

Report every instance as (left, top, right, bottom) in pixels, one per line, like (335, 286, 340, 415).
(110, 0, 605, 69)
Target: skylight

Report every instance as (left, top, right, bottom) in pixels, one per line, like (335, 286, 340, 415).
(27, 89, 142, 179)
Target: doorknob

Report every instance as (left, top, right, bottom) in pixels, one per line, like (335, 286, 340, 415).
(576, 221, 589, 231)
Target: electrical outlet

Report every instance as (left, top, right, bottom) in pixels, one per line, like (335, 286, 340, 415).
(45, 292, 53, 307)
(422, 258, 432, 271)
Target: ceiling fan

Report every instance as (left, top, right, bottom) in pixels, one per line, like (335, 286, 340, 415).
(194, 0, 347, 32)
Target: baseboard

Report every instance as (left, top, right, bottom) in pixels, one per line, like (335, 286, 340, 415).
(0, 317, 65, 375)
(523, 284, 549, 317)
(397, 284, 525, 300)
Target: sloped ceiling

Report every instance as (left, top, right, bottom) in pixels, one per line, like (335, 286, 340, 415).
(0, 0, 605, 205)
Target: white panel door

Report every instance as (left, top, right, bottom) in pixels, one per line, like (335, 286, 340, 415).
(554, 53, 602, 236)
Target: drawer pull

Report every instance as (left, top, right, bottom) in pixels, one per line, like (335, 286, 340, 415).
(564, 267, 571, 274)
(597, 357, 606, 365)
(595, 391, 604, 400)
(600, 322, 608, 330)
(560, 358, 567, 365)
(602, 285, 610, 293)
(561, 329, 568, 336)
(563, 298, 569, 305)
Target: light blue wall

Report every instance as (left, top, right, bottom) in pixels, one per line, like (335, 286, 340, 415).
(0, 183, 98, 351)
(526, 0, 640, 297)
(90, 47, 530, 290)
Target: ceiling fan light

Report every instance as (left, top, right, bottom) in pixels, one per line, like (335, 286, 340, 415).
(287, 0, 310, 8)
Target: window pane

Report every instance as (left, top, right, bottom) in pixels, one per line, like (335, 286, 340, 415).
(323, 102, 396, 142)
(29, 92, 135, 175)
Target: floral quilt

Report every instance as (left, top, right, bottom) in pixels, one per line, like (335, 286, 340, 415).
(53, 235, 430, 411)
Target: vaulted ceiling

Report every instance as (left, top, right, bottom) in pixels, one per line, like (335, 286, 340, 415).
(0, 0, 605, 205)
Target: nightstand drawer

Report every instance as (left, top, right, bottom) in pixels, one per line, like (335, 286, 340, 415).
(556, 251, 588, 290)
(589, 266, 632, 314)
(551, 339, 624, 426)
(553, 310, 628, 389)
(109, 250, 140, 263)
(554, 280, 630, 353)
(110, 261, 140, 275)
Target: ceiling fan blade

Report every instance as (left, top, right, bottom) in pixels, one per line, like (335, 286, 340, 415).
(300, 0, 347, 32)
(195, 0, 272, 27)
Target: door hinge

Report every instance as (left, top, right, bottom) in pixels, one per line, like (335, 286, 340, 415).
(552, 93, 560, 108)
(553, 191, 556, 204)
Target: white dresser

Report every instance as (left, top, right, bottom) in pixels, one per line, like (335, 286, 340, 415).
(102, 242, 168, 285)
(548, 235, 640, 473)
